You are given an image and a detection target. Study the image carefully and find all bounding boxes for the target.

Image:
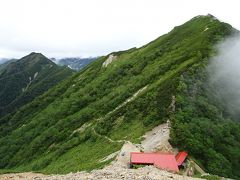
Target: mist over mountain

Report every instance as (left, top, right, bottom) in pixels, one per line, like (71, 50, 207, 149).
(208, 34, 240, 120)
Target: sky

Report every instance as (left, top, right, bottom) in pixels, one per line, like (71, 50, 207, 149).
(0, 0, 239, 59)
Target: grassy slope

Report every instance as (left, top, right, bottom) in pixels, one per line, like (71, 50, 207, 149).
(0, 15, 239, 178)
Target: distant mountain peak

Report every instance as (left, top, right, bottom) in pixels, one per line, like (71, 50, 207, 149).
(19, 52, 54, 66)
(25, 52, 46, 59)
(52, 57, 97, 71)
(29, 52, 42, 55)
(206, 13, 216, 18)
(0, 52, 74, 116)
(192, 14, 218, 21)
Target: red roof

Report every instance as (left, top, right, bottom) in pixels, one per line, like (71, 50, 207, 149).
(175, 151, 188, 166)
(130, 152, 179, 172)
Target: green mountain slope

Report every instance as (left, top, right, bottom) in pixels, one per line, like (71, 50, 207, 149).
(0, 15, 239, 178)
(0, 53, 74, 116)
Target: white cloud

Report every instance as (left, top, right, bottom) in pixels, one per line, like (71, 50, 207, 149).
(208, 34, 240, 118)
(0, 0, 240, 58)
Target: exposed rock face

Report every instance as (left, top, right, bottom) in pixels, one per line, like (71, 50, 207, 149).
(102, 54, 117, 67)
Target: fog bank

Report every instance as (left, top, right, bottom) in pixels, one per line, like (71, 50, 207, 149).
(208, 34, 240, 118)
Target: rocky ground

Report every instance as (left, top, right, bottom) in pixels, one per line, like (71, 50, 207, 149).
(141, 121, 174, 152)
(0, 165, 201, 180)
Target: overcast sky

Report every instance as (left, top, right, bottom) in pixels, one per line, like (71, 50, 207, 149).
(0, 0, 239, 59)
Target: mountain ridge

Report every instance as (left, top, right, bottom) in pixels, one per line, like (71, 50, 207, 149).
(0, 15, 239, 179)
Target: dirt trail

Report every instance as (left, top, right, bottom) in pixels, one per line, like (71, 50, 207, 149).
(141, 121, 174, 153)
(97, 85, 148, 122)
(92, 127, 126, 143)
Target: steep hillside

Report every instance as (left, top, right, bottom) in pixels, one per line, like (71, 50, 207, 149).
(0, 53, 74, 116)
(0, 15, 239, 179)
